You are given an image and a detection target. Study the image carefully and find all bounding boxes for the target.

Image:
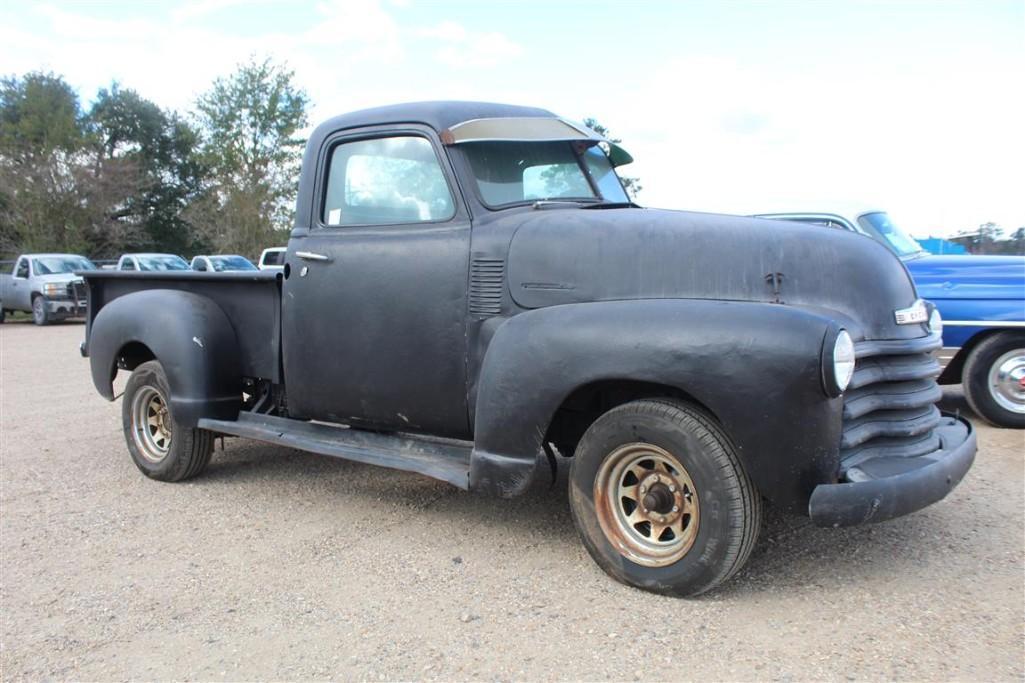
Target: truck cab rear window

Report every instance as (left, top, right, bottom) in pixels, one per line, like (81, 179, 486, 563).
(322, 136, 455, 226)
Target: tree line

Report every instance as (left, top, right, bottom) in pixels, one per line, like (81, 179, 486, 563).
(1, 59, 647, 265)
(950, 223, 1025, 255)
(0, 58, 308, 261)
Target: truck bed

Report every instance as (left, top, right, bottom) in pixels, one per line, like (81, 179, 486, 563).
(81, 270, 282, 382)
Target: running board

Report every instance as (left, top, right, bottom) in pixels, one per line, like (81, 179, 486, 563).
(197, 413, 471, 489)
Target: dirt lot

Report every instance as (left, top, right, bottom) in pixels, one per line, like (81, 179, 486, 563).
(1, 320, 1022, 681)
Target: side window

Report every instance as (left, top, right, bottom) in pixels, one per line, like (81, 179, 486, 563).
(322, 136, 455, 226)
(121, 259, 135, 271)
(193, 259, 207, 271)
(15, 259, 29, 278)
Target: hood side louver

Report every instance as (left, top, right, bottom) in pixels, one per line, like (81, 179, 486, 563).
(469, 257, 505, 317)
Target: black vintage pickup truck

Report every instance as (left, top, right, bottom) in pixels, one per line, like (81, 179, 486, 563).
(81, 101, 976, 596)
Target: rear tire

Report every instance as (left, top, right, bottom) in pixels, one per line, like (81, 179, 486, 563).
(963, 332, 1025, 428)
(568, 398, 761, 597)
(31, 295, 49, 326)
(122, 360, 214, 481)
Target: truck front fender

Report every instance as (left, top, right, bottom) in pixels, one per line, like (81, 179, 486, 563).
(87, 289, 242, 427)
(469, 299, 845, 508)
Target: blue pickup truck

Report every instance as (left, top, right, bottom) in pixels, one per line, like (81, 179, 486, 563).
(757, 209, 1025, 428)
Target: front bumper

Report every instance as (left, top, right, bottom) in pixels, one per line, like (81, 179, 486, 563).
(45, 297, 87, 318)
(808, 413, 975, 527)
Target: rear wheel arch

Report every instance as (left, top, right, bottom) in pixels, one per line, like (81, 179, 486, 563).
(88, 289, 243, 425)
(111, 341, 157, 381)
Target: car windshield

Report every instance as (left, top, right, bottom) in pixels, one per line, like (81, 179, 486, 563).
(461, 140, 629, 207)
(32, 256, 96, 274)
(137, 255, 190, 271)
(209, 255, 257, 272)
(857, 212, 926, 258)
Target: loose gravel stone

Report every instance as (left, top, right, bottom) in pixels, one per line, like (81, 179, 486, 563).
(1, 321, 1022, 680)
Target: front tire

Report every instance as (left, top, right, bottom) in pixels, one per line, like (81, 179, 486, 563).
(122, 360, 214, 481)
(569, 399, 761, 597)
(31, 296, 49, 326)
(963, 332, 1025, 428)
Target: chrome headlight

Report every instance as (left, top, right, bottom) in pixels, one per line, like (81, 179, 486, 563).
(831, 329, 856, 395)
(42, 282, 65, 297)
(928, 307, 943, 337)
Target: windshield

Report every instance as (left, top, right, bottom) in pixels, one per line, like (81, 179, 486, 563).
(461, 140, 629, 207)
(209, 255, 257, 272)
(856, 212, 925, 258)
(32, 256, 96, 274)
(137, 255, 190, 271)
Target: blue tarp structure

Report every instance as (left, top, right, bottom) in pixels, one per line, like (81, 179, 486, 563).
(916, 237, 967, 255)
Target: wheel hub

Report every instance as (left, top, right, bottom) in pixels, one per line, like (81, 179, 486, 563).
(131, 386, 172, 463)
(989, 350, 1025, 414)
(594, 443, 700, 568)
(639, 474, 683, 524)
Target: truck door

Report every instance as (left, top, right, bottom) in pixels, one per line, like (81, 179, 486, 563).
(281, 127, 472, 439)
(10, 258, 31, 309)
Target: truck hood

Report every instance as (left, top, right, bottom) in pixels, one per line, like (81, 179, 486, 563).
(503, 207, 921, 340)
(38, 273, 83, 282)
(904, 254, 1025, 301)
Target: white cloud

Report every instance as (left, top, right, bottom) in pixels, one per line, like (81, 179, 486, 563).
(418, 20, 523, 69)
(170, 0, 257, 24)
(2, 2, 1019, 236)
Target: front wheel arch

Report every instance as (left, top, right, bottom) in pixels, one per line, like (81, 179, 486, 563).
(544, 379, 718, 458)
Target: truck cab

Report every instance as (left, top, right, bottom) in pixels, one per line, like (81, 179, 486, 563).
(190, 255, 258, 272)
(80, 102, 976, 597)
(117, 253, 191, 272)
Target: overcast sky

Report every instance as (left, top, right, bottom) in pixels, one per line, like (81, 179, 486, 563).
(2, 0, 1022, 237)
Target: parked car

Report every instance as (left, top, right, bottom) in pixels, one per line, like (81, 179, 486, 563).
(190, 255, 258, 272)
(117, 253, 190, 272)
(755, 208, 1025, 428)
(257, 247, 286, 271)
(0, 253, 94, 325)
(80, 102, 975, 597)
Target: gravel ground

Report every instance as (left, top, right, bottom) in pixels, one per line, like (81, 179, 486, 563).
(1, 321, 1022, 681)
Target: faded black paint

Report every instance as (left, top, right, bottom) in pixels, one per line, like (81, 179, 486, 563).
(80, 101, 974, 521)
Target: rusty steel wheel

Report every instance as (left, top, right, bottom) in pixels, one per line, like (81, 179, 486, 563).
(594, 443, 699, 567)
(122, 360, 213, 482)
(569, 399, 760, 597)
(131, 385, 172, 462)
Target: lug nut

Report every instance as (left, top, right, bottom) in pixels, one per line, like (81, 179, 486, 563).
(669, 485, 676, 492)
(672, 505, 679, 512)
(640, 486, 647, 493)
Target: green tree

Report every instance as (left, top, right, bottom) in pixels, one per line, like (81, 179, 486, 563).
(87, 84, 207, 255)
(582, 117, 642, 200)
(191, 58, 309, 257)
(0, 72, 87, 256)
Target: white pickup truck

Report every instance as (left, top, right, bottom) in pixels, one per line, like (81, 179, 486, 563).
(0, 253, 94, 325)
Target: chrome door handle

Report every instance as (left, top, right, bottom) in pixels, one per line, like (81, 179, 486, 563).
(295, 251, 331, 262)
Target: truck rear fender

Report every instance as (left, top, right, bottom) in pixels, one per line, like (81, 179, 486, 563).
(87, 289, 242, 427)
(469, 299, 845, 508)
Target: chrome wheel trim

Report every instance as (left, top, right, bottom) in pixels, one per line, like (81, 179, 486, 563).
(593, 443, 700, 568)
(131, 386, 172, 462)
(988, 349, 1025, 414)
